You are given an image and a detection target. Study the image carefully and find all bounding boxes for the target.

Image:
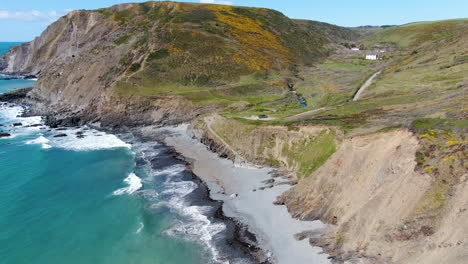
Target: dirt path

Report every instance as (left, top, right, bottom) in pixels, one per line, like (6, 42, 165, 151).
(242, 115, 276, 121)
(353, 71, 381, 101)
(204, 115, 243, 159)
(283, 106, 333, 122)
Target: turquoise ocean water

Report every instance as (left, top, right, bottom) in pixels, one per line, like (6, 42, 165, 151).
(0, 42, 243, 264)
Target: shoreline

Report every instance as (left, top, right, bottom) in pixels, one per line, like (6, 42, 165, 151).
(0, 101, 262, 264)
(155, 124, 331, 264)
(2, 89, 330, 263)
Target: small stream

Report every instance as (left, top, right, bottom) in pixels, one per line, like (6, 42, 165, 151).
(297, 95, 307, 108)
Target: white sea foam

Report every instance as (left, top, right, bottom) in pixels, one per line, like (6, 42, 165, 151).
(25, 136, 51, 149)
(160, 180, 197, 197)
(113, 173, 143, 196)
(135, 222, 144, 234)
(165, 202, 228, 264)
(160, 178, 228, 264)
(49, 127, 131, 151)
(0, 104, 43, 140)
(0, 104, 42, 126)
(116, 141, 230, 263)
(151, 164, 186, 177)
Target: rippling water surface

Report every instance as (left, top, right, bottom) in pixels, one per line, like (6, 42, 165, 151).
(0, 42, 242, 264)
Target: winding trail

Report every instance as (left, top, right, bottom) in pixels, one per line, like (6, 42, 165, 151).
(204, 115, 244, 161)
(353, 71, 381, 101)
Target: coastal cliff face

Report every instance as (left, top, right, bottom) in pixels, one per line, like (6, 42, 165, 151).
(193, 116, 467, 264)
(279, 130, 467, 264)
(193, 114, 343, 177)
(0, 1, 338, 126)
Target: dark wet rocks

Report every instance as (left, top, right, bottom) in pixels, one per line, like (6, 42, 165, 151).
(262, 179, 275, 185)
(13, 122, 22, 126)
(23, 75, 37, 80)
(293, 230, 322, 241)
(273, 199, 285, 205)
(0, 88, 32, 102)
(256, 169, 299, 192)
(45, 115, 84, 128)
(76, 131, 85, 138)
(268, 169, 295, 180)
(0, 132, 11, 137)
(53, 133, 67, 138)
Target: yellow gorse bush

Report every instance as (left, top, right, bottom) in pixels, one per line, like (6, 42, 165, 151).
(207, 5, 290, 72)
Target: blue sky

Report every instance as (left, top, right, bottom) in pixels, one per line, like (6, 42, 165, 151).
(1, 0, 467, 41)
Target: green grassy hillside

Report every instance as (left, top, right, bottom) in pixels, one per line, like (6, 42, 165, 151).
(293, 20, 363, 42)
(365, 18, 468, 47)
(93, 1, 332, 107)
(225, 18, 466, 133)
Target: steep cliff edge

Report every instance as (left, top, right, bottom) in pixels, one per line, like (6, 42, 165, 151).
(193, 115, 467, 264)
(278, 130, 467, 263)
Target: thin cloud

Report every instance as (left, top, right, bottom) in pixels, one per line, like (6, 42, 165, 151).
(0, 9, 66, 22)
(199, 0, 233, 5)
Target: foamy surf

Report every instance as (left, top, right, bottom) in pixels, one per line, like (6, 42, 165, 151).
(49, 127, 131, 151)
(21, 126, 132, 151)
(0, 104, 131, 151)
(0, 104, 42, 127)
(151, 164, 186, 177)
(26, 136, 51, 149)
(160, 178, 228, 264)
(113, 173, 143, 196)
(135, 222, 144, 234)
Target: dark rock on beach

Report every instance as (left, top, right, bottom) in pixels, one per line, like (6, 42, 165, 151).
(45, 115, 83, 128)
(13, 122, 22, 126)
(0, 132, 11, 137)
(53, 133, 67, 137)
(0, 88, 32, 102)
(75, 131, 85, 138)
(23, 75, 37, 80)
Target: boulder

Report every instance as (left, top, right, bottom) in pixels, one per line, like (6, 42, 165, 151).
(0, 132, 11, 138)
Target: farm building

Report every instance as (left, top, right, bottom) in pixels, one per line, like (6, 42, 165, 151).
(366, 53, 378, 60)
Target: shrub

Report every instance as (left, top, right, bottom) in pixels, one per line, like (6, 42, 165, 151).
(114, 35, 130, 45)
(148, 49, 170, 60)
(129, 63, 141, 72)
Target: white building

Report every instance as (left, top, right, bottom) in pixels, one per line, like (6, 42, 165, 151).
(366, 53, 378, 60)
(351, 47, 360, 51)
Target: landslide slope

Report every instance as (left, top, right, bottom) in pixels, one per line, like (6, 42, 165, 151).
(0, 1, 332, 126)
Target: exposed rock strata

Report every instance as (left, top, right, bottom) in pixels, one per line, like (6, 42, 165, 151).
(194, 118, 468, 264)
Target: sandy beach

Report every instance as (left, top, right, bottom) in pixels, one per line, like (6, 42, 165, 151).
(159, 125, 331, 264)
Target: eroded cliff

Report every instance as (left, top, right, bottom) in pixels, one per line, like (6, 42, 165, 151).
(0, 1, 336, 126)
(193, 115, 467, 264)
